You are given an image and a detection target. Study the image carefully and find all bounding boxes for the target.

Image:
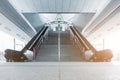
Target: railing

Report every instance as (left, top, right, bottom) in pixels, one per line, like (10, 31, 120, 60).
(70, 26, 113, 62)
(70, 26, 97, 53)
(22, 26, 48, 60)
(32, 28, 48, 60)
(21, 26, 48, 53)
(4, 26, 48, 62)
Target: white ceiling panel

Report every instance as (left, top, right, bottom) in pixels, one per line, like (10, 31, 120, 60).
(8, 0, 27, 12)
(39, 14, 57, 23)
(7, 0, 112, 33)
(69, 0, 79, 12)
(62, 0, 71, 12)
(48, 0, 56, 12)
(9, 0, 110, 13)
(81, 0, 111, 12)
(38, 14, 78, 23)
(32, 0, 42, 12)
(40, 0, 49, 12)
(75, 0, 85, 12)
(81, 0, 96, 12)
(25, 0, 36, 12)
(61, 14, 76, 21)
(56, 0, 63, 12)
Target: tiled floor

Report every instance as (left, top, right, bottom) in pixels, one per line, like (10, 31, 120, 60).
(0, 62, 120, 80)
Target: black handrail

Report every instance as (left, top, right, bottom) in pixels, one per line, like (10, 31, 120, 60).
(4, 26, 48, 62)
(21, 26, 48, 53)
(70, 26, 97, 53)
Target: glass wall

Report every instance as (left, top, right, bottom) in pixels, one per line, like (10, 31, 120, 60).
(92, 30, 120, 61)
(0, 31, 25, 62)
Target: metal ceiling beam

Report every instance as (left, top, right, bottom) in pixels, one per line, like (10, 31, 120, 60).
(9, 0, 37, 34)
(82, 0, 120, 36)
(0, 0, 36, 37)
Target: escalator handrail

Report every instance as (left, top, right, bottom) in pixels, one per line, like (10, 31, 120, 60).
(21, 26, 48, 53)
(70, 26, 97, 53)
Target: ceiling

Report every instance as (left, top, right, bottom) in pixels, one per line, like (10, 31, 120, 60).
(8, 0, 109, 13)
(8, 0, 110, 30)
(0, 0, 120, 43)
(0, 13, 31, 43)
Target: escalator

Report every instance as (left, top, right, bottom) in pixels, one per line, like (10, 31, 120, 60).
(4, 26, 113, 62)
(35, 29, 83, 62)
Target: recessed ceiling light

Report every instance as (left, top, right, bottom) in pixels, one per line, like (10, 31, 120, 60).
(4, 27, 11, 31)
